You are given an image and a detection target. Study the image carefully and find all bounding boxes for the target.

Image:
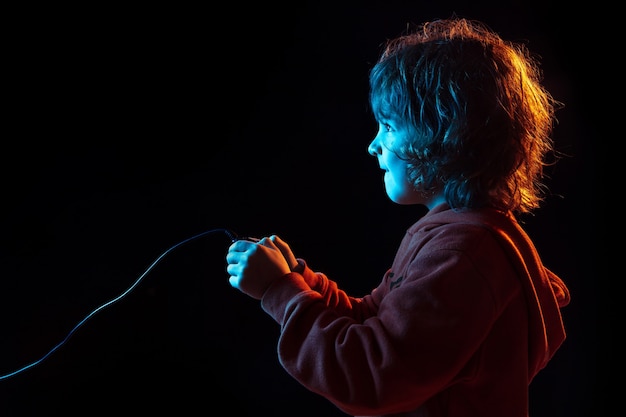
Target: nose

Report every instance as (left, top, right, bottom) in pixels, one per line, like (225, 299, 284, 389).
(367, 136, 380, 156)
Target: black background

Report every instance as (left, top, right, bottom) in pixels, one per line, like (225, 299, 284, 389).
(1, 1, 600, 416)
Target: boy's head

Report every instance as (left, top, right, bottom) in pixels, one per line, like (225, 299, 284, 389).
(368, 17, 562, 214)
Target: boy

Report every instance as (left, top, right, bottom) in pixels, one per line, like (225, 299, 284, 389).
(226, 17, 570, 417)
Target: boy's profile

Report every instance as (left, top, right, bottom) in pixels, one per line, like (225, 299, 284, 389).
(226, 17, 570, 417)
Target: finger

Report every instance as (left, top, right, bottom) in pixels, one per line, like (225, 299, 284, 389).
(259, 236, 279, 250)
(225, 252, 236, 264)
(269, 235, 298, 270)
(226, 251, 244, 267)
(229, 239, 256, 252)
(228, 275, 240, 289)
(269, 235, 288, 251)
(226, 263, 238, 277)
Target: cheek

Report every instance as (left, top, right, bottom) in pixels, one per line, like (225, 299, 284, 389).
(385, 156, 427, 203)
(385, 154, 410, 184)
(385, 163, 413, 196)
(389, 169, 413, 192)
(385, 173, 415, 204)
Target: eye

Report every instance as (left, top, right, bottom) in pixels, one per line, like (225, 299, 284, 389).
(378, 122, 393, 133)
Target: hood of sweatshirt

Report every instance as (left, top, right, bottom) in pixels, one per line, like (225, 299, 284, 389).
(421, 204, 570, 380)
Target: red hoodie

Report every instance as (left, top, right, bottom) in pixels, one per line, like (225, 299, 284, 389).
(260, 204, 570, 416)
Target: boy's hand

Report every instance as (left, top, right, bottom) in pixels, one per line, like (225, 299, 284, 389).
(226, 236, 291, 300)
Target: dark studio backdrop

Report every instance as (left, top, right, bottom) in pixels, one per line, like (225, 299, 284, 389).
(1, 1, 600, 416)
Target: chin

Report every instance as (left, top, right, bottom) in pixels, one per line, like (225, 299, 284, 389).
(386, 193, 409, 205)
(387, 191, 425, 205)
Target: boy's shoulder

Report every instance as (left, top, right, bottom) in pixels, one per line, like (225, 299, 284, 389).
(412, 204, 515, 232)
(404, 204, 522, 251)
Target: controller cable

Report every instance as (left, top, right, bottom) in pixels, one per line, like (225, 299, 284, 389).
(0, 227, 241, 381)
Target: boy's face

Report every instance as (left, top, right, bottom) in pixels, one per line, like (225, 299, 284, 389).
(368, 119, 444, 209)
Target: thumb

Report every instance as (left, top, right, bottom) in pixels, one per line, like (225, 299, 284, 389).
(269, 235, 298, 271)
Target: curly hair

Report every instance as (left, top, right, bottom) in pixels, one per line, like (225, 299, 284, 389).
(369, 17, 563, 214)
